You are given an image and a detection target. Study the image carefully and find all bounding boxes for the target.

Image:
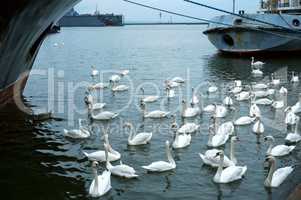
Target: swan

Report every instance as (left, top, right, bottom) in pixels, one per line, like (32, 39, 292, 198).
(235, 91, 250, 101)
(264, 156, 294, 188)
(91, 66, 99, 77)
(208, 83, 218, 93)
(190, 87, 199, 105)
(252, 90, 269, 98)
(84, 90, 93, 105)
(140, 88, 159, 103)
(83, 134, 121, 162)
(279, 86, 288, 94)
(291, 71, 299, 83)
(88, 98, 106, 111)
(119, 70, 129, 76)
(268, 88, 275, 95)
(214, 104, 227, 118)
(124, 122, 152, 145)
(231, 81, 242, 94)
(142, 141, 176, 172)
(251, 57, 264, 67)
(234, 80, 242, 87)
(109, 74, 121, 82)
(285, 107, 299, 125)
(88, 82, 109, 90)
(89, 161, 111, 197)
(165, 80, 180, 88)
(272, 100, 284, 109)
(213, 150, 247, 183)
(201, 136, 238, 167)
(178, 122, 200, 134)
(172, 128, 191, 149)
(104, 143, 138, 178)
(271, 73, 280, 85)
(171, 77, 185, 83)
(181, 100, 200, 118)
(166, 86, 175, 98)
(223, 96, 233, 106)
(111, 81, 129, 92)
(234, 107, 255, 125)
(252, 117, 264, 134)
(89, 106, 118, 120)
(249, 102, 261, 117)
(285, 117, 301, 143)
(252, 68, 263, 76)
(264, 136, 296, 157)
(252, 83, 268, 90)
(207, 120, 229, 147)
(217, 121, 234, 136)
(63, 119, 91, 139)
(254, 98, 273, 105)
(140, 102, 169, 118)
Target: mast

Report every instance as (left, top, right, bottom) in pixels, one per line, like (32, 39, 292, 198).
(233, 0, 235, 13)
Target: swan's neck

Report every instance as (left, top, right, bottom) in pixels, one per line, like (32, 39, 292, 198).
(267, 141, 273, 154)
(182, 103, 187, 116)
(230, 139, 237, 164)
(265, 160, 276, 187)
(199, 95, 204, 110)
(127, 124, 135, 142)
(93, 167, 98, 188)
(166, 145, 175, 165)
(207, 129, 213, 146)
(215, 154, 224, 181)
(295, 119, 299, 134)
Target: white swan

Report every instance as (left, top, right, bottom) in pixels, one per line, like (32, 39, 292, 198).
(234, 80, 242, 87)
(264, 156, 294, 188)
(214, 104, 227, 118)
(190, 87, 199, 105)
(223, 96, 233, 106)
(88, 98, 106, 111)
(172, 126, 191, 149)
(171, 77, 185, 83)
(89, 106, 118, 120)
(285, 118, 301, 143)
(252, 90, 269, 98)
(203, 104, 216, 112)
(285, 107, 299, 125)
(279, 86, 288, 94)
(178, 123, 200, 134)
(249, 102, 261, 117)
(181, 100, 200, 118)
(111, 81, 129, 92)
(104, 143, 138, 178)
(165, 80, 180, 88)
(235, 91, 250, 101)
(140, 88, 159, 103)
(89, 161, 111, 197)
(217, 121, 234, 136)
(142, 141, 176, 172)
(207, 120, 229, 147)
(252, 117, 264, 134)
(234, 116, 255, 126)
(271, 73, 280, 85)
(84, 134, 121, 162)
(84, 90, 93, 105)
(91, 66, 99, 77)
(291, 94, 301, 113)
(109, 74, 121, 82)
(264, 136, 295, 157)
(200, 136, 238, 168)
(166, 86, 175, 98)
(272, 100, 284, 109)
(231, 81, 242, 94)
(291, 71, 299, 83)
(268, 88, 275, 95)
(119, 70, 129, 76)
(88, 82, 109, 90)
(213, 150, 247, 183)
(63, 119, 91, 139)
(251, 57, 264, 67)
(252, 68, 263, 76)
(124, 122, 152, 145)
(208, 83, 218, 93)
(140, 102, 169, 118)
(252, 83, 268, 90)
(254, 98, 273, 105)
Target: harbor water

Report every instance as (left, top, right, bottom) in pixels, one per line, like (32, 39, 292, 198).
(1, 25, 301, 199)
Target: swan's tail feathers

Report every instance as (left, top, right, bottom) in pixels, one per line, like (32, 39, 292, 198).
(241, 166, 248, 177)
(63, 129, 68, 135)
(289, 146, 296, 152)
(142, 165, 151, 171)
(113, 113, 119, 119)
(199, 153, 206, 163)
(165, 112, 171, 117)
(83, 151, 89, 158)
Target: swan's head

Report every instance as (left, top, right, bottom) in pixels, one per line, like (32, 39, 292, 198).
(264, 135, 275, 142)
(215, 150, 224, 158)
(91, 65, 95, 69)
(265, 156, 275, 164)
(182, 100, 186, 104)
(231, 136, 239, 142)
(165, 140, 170, 147)
(140, 87, 144, 93)
(92, 161, 99, 168)
(123, 122, 132, 128)
(140, 101, 146, 108)
(251, 57, 254, 60)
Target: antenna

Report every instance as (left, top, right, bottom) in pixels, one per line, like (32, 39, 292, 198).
(233, 0, 235, 13)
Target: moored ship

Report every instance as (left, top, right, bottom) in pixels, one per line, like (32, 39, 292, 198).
(204, 0, 301, 54)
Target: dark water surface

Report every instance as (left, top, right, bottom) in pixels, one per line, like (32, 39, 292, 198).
(1, 25, 301, 200)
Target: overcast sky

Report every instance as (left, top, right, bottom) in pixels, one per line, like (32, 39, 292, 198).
(75, 0, 258, 22)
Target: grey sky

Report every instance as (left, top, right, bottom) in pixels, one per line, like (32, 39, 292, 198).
(75, 0, 258, 22)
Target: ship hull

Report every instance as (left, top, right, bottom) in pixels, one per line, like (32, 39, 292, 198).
(0, 0, 80, 106)
(204, 14, 301, 54)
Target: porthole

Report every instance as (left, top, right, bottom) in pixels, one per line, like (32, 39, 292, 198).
(292, 19, 300, 27)
(234, 18, 243, 25)
(222, 34, 234, 46)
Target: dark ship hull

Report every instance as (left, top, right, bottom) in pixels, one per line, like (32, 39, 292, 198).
(0, 0, 80, 106)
